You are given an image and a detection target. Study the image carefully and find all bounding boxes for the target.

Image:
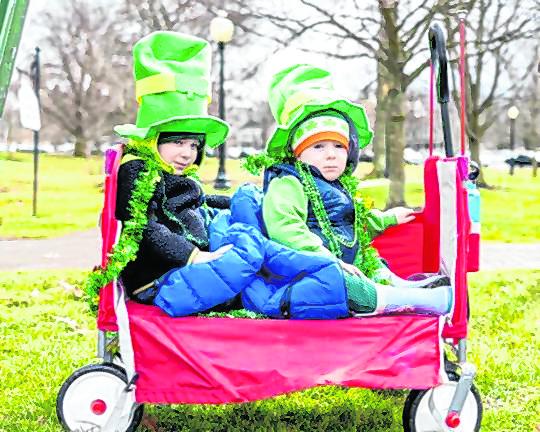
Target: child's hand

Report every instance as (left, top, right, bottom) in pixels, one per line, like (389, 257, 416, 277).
(192, 244, 233, 264)
(339, 260, 363, 277)
(390, 207, 416, 225)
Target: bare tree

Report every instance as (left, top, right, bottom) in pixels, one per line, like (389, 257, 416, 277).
(224, 0, 463, 207)
(522, 47, 540, 151)
(38, 0, 130, 157)
(118, 0, 211, 37)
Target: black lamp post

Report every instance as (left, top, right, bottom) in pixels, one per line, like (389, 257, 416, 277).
(17, 47, 41, 216)
(210, 16, 234, 190)
(507, 105, 519, 151)
(507, 105, 519, 175)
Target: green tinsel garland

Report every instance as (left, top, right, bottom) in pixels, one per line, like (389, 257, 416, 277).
(199, 309, 267, 319)
(85, 140, 209, 313)
(85, 143, 163, 312)
(294, 161, 381, 279)
(242, 152, 291, 176)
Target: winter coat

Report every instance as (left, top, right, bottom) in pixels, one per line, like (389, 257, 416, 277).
(262, 163, 396, 264)
(116, 158, 229, 300)
(154, 184, 351, 319)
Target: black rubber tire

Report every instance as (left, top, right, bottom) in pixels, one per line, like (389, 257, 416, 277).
(56, 363, 144, 432)
(402, 371, 482, 432)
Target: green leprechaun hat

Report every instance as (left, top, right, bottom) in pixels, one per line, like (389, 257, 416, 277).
(114, 31, 229, 148)
(265, 64, 373, 157)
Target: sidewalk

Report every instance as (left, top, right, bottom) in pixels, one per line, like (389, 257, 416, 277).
(0, 229, 101, 271)
(0, 228, 538, 271)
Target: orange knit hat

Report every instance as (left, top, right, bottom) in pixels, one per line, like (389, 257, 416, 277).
(291, 115, 349, 156)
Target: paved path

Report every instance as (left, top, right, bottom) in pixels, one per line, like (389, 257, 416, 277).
(0, 228, 538, 271)
(0, 229, 101, 271)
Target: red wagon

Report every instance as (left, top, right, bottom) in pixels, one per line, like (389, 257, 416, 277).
(56, 24, 483, 432)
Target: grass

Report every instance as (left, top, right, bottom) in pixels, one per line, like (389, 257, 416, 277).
(1, 269, 538, 431)
(0, 152, 259, 239)
(0, 153, 103, 239)
(1, 151, 539, 242)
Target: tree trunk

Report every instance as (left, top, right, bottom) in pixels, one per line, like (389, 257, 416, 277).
(368, 43, 388, 179)
(370, 97, 386, 178)
(385, 85, 406, 208)
(468, 116, 487, 187)
(73, 138, 89, 158)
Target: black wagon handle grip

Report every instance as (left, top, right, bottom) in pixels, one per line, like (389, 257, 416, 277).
(428, 23, 454, 158)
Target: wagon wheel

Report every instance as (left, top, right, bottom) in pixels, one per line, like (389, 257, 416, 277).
(402, 371, 482, 432)
(57, 363, 144, 432)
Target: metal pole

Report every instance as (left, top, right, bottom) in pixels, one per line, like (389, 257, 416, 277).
(31, 47, 40, 216)
(213, 41, 230, 189)
(509, 117, 515, 151)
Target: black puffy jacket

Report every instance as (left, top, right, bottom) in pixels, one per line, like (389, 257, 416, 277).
(115, 159, 230, 299)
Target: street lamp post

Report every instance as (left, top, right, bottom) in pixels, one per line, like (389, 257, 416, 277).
(17, 47, 41, 215)
(507, 105, 519, 175)
(210, 16, 234, 190)
(507, 105, 519, 151)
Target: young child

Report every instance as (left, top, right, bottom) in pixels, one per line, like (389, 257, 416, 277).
(87, 31, 231, 305)
(116, 132, 231, 304)
(261, 64, 452, 315)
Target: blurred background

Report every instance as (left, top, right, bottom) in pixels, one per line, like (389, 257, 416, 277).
(1, 1, 538, 196)
(1, 2, 539, 431)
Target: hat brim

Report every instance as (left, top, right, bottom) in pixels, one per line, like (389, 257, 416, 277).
(114, 115, 229, 148)
(266, 100, 373, 156)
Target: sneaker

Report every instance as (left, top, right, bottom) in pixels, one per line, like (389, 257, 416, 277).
(422, 275, 451, 288)
(407, 272, 451, 287)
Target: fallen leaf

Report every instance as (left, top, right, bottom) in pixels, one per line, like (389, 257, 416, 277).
(59, 280, 84, 298)
(54, 316, 81, 331)
(141, 412, 161, 432)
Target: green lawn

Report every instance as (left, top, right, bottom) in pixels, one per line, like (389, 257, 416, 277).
(0, 152, 259, 239)
(1, 269, 538, 431)
(1, 151, 539, 242)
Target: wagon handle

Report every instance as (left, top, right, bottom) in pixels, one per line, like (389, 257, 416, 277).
(428, 23, 454, 158)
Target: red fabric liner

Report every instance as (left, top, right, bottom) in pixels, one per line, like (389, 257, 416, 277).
(373, 157, 441, 277)
(127, 302, 442, 404)
(373, 220, 424, 278)
(97, 146, 122, 332)
(467, 233, 480, 272)
(442, 162, 470, 339)
(422, 156, 442, 273)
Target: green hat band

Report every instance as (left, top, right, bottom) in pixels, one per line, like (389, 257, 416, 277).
(135, 72, 211, 104)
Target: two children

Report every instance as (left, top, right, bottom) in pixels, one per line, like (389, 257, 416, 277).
(92, 31, 451, 319)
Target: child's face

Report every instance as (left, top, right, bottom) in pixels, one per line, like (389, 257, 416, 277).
(298, 140, 348, 181)
(158, 138, 198, 174)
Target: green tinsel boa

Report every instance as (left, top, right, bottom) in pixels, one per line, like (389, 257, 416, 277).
(84, 139, 202, 313)
(294, 161, 381, 279)
(242, 152, 381, 279)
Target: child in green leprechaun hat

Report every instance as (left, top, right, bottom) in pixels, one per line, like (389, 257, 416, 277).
(86, 31, 233, 307)
(247, 64, 452, 316)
